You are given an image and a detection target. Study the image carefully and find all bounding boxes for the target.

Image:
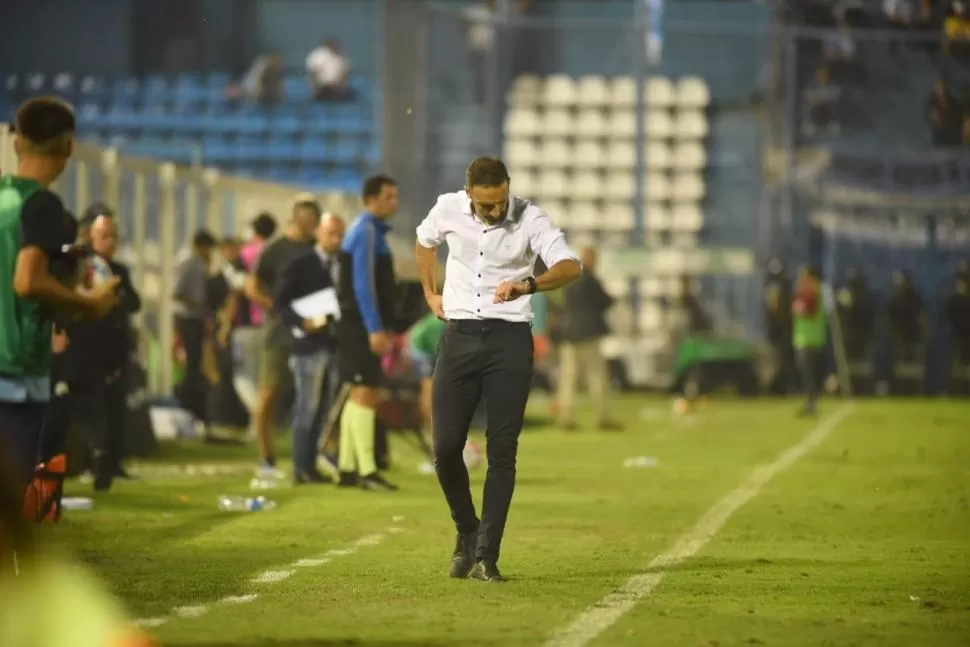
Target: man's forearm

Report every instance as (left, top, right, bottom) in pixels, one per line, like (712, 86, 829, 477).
(415, 242, 439, 297)
(535, 259, 582, 292)
(17, 273, 95, 313)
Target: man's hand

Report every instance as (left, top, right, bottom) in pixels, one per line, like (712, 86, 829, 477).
(303, 317, 327, 333)
(85, 276, 122, 318)
(425, 292, 445, 320)
(493, 279, 531, 304)
(52, 329, 69, 354)
(369, 331, 393, 356)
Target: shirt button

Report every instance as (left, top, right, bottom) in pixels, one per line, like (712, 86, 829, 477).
(480, 252, 483, 256)
(478, 274, 481, 278)
(477, 293, 480, 297)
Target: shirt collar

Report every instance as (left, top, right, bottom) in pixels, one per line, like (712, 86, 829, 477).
(463, 192, 527, 225)
(362, 211, 392, 233)
(315, 246, 332, 262)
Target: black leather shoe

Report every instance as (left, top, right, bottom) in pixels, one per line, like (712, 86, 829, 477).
(449, 532, 477, 579)
(470, 560, 504, 582)
(294, 470, 333, 485)
(337, 472, 359, 488)
(359, 473, 398, 492)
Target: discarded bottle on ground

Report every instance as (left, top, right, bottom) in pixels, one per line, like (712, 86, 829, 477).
(218, 495, 277, 512)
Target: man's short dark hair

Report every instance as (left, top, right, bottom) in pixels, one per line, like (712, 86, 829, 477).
(81, 201, 113, 228)
(252, 212, 277, 239)
(193, 230, 217, 248)
(361, 174, 397, 201)
(466, 157, 510, 188)
(15, 96, 76, 157)
(291, 193, 322, 220)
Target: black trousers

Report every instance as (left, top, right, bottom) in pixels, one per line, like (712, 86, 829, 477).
(432, 319, 533, 563)
(797, 347, 821, 410)
(175, 315, 208, 424)
(73, 378, 127, 482)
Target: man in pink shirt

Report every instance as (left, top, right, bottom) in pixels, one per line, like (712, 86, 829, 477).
(240, 213, 278, 325)
(234, 213, 278, 423)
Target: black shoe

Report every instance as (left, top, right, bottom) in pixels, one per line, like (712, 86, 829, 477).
(93, 474, 113, 492)
(449, 532, 478, 579)
(598, 420, 624, 432)
(113, 466, 137, 480)
(294, 470, 333, 485)
(469, 560, 504, 582)
(359, 472, 398, 492)
(337, 472, 359, 488)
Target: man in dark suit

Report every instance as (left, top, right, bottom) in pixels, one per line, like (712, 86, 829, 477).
(64, 211, 141, 491)
(273, 213, 345, 484)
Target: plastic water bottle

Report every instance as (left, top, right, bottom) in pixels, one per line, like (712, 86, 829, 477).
(218, 495, 277, 512)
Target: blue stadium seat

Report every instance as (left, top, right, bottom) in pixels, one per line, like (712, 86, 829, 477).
(270, 114, 302, 137)
(206, 73, 231, 88)
(234, 138, 264, 163)
(299, 136, 329, 163)
(263, 138, 299, 162)
(265, 165, 297, 183)
(203, 139, 233, 165)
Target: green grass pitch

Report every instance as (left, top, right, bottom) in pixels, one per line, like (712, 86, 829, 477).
(53, 396, 970, 646)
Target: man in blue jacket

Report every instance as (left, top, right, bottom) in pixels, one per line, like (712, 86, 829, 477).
(335, 175, 399, 492)
(274, 213, 345, 484)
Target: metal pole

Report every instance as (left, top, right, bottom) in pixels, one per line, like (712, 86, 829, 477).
(782, 31, 798, 261)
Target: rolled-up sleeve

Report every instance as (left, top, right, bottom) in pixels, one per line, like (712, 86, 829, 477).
(527, 208, 579, 268)
(415, 196, 446, 249)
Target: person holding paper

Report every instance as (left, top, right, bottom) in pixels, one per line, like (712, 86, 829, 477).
(274, 213, 345, 484)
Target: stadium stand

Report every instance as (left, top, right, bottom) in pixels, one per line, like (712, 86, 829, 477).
(0, 71, 381, 192)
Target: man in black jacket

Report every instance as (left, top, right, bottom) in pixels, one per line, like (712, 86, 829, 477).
(274, 213, 345, 484)
(555, 246, 621, 431)
(65, 212, 141, 490)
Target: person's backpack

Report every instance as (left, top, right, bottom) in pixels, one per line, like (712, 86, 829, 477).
(22, 454, 67, 524)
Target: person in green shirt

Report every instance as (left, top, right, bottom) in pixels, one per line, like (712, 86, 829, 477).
(407, 311, 446, 433)
(0, 97, 119, 490)
(792, 265, 827, 417)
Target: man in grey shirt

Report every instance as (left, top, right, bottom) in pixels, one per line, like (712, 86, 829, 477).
(173, 230, 216, 426)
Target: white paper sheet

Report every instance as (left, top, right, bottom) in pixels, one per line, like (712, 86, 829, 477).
(290, 288, 341, 320)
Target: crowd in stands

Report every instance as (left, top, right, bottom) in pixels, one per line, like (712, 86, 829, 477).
(226, 40, 354, 106)
(790, 0, 970, 147)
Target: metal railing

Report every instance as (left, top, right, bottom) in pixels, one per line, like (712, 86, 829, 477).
(2, 125, 363, 395)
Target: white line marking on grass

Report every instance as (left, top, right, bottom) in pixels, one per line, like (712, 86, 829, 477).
(134, 618, 168, 628)
(325, 547, 357, 557)
(293, 557, 330, 568)
(173, 605, 208, 619)
(354, 533, 385, 547)
(219, 594, 258, 605)
(545, 404, 854, 647)
(252, 569, 294, 584)
(132, 516, 405, 629)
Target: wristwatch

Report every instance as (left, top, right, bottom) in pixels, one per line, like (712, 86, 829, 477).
(523, 276, 538, 294)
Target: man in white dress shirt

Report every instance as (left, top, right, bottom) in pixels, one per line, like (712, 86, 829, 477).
(414, 157, 582, 581)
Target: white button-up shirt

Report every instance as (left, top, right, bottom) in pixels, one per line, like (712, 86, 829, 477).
(415, 190, 579, 322)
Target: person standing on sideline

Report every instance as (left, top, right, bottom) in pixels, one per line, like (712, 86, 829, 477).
(792, 264, 827, 417)
(556, 245, 621, 431)
(415, 157, 582, 581)
(172, 230, 217, 428)
(335, 175, 400, 492)
(65, 214, 141, 490)
(274, 213, 345, 484)
(235, 212, 277, 393)
(0, 97, 119, 490)
(244, 197, 321, 478)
